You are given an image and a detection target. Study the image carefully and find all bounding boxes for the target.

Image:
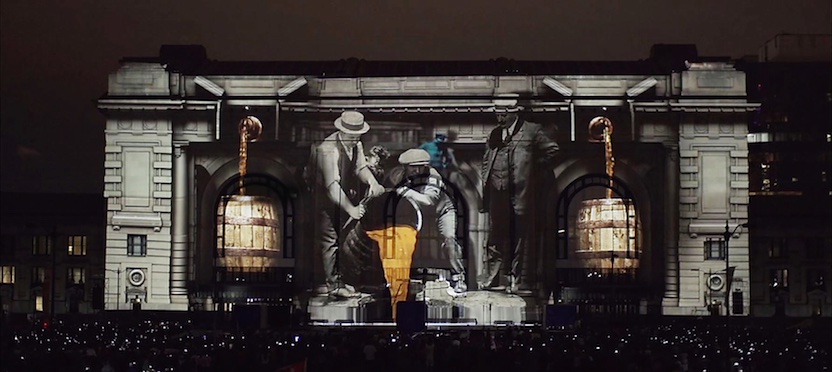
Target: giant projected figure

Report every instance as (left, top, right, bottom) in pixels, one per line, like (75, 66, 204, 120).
(309, 111, 385, 299)
(396, 148, 468, 295)
(479, 95, 559, 295)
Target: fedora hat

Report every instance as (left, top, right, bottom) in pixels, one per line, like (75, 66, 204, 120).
(491, 93, 523, 112)
(334, 111, 370, 135)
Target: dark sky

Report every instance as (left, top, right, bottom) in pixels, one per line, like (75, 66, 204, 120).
(1, 0, 830, 194)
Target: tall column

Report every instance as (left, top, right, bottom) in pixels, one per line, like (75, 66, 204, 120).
(663, 144, 680, 305)
(171, 143, 189, 302)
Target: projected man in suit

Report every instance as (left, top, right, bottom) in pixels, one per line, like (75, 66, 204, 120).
(479, 95, 558, 295)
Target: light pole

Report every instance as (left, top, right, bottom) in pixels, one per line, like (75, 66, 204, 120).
(722, 221, 748, 317)
(103, 267, 123, 310)
(722, 220, 747, 372)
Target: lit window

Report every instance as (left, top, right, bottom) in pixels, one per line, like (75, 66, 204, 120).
(32, 267, 46, 284)
(0, 266, 14, 284)
(769, 269, 789, 288)
(32, 236, 51, 256)
(35, 295, 43, 312)
(127, 235, 147, 256)
(67, 236, 87, 256)
(67, 267, 85, 285)
(704, 238, 725, 260)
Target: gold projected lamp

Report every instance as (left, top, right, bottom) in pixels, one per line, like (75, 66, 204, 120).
(238, 116, 263, 195)
(576, 116, 641, 270)
(588, 116, 615, 199)
(216, 115, 281, 278)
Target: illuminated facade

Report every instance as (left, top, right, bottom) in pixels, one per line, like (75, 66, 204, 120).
(96, 45, 758, 322)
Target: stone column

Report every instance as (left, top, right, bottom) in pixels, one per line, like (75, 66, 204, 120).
(170, 143, 189, 302)
(663, 144, 680, 305)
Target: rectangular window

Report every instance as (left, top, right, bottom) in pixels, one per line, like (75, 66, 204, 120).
(0, 266, 14, 284)
(704, 238, 725, 260)
(67, 267, 85, 285)
(32, 235, 51, 256)
(67, 236, 87, 256)
(32, 267, 46, 284)
(769, 268, 789, 289)
(127, 235, 147, 256)
(35, 295, 43, 312)
(768, 238, 788, 259)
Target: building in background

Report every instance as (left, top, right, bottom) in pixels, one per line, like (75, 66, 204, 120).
(740, 33, 832, 317)
(0, 193, 106, 318)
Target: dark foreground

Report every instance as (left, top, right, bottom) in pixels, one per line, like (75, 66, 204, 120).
(1, 315, 829, 372)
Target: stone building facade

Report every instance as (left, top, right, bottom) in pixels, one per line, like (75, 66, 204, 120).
(97, 46, 756, 321)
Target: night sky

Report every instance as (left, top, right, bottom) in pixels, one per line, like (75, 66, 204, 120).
(1, 0, 830, 194)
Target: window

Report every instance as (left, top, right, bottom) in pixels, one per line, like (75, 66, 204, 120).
(32, 235, 51, 256)
(32, 267, 46, 284)
(127, 235, 147, 256)
(67, 267, 85, 285)
(704, 238, 725, 260)
(67, 236, 87, 256)
(34, 295, 43, 312)
(768, 238, 788, 259)
(0, 266, 14, 284)
(769, 269, 789, 289)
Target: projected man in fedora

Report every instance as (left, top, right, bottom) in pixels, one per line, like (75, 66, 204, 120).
(308, 111, 385, 299)
(479, 94, 559, 295)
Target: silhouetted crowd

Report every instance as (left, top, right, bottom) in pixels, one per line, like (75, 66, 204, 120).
(1, 317, 829, 372)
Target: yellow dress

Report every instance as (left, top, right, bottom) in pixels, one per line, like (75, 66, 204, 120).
(365, 226, 418, 320)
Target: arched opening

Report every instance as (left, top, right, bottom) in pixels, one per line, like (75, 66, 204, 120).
(553, 173, 644, 316)
(212, 173, 296, 306)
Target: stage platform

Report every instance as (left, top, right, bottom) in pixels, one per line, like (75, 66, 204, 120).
(307, 280, 543, 326)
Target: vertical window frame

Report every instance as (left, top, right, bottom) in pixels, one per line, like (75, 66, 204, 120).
(67, 267, 86, 285)
(0, 266, 14, 284)
(32, 266, 46, 285)
(127, 234, 147, 257)
(67, 235, 88, 256)
(704, 238, 725, 260)
(32, 235, 51, 256)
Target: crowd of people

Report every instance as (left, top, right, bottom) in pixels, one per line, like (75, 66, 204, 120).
(1, 316, 829, 372)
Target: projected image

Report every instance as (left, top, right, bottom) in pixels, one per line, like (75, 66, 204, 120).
(302, 96, 561, 325)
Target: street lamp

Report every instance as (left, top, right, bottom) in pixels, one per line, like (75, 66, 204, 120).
(722, 221, 748, 317)
(722, 221, 747, 372)
(103, 267, 124, 310)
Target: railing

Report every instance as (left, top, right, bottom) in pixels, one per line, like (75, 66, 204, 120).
(556, 268, 639, 286)
(214, 267, 293, 284)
